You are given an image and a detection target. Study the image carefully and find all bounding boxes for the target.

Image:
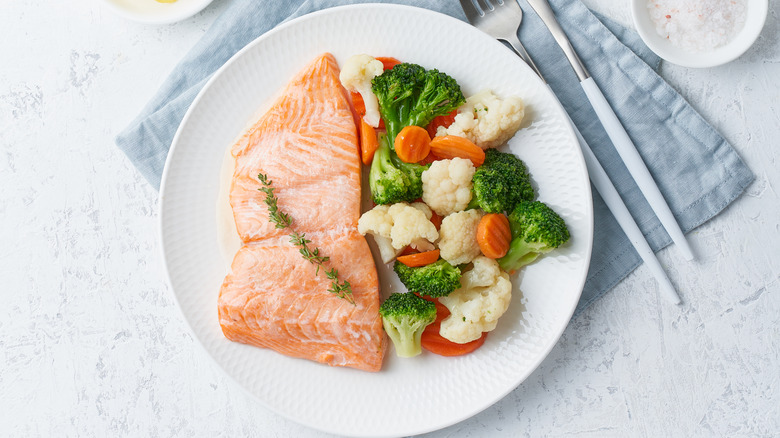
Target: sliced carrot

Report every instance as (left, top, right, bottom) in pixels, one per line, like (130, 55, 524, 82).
(422, 325, 487, 357)
(350, 91, 384, 129)
(350, 91, 366, 117)
(349, 91, 366, 130)
(420, 297, 488, 356)
(429, 210, 443, 231)
(376, 56, 401, 70)
(398, 246, 419, 257)
(396, 249, 440, 267)
(429, 135, 485, 167)
(394, 125, 431, 163)
(476, 213, 512, 259)
(418, 151, 439, 165)
(359, 118, 378, 165)
(425, 109, 458, 139)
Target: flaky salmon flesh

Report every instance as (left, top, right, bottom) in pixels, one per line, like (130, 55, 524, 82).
(230, 53, 362, 242)
(220, 232, 384, 371)
(219, 53, 386, 372)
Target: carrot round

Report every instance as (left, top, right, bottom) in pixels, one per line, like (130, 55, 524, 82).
(376, 56, 401, 70)
(476, 213, 511, 259)
(420, 298, 488, 356)
(359, 118, 378, 165)
(429, 135, 485, 167)
(396, 249, 440, 267)
(394, 125, 431, 163)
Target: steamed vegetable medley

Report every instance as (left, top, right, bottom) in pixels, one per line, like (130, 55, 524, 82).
(340, 55, 570, 358)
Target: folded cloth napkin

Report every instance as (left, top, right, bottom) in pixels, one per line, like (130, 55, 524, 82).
(116, 0, 753, 315)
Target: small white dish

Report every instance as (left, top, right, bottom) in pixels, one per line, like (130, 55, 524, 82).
(631, 0, 768, 68)
(102, 0, 214, 25)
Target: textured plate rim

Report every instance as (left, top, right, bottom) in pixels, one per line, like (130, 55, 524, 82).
(159, 4, 593, 436)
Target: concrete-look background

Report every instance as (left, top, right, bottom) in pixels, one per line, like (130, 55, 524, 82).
(1, 0, 777, 436)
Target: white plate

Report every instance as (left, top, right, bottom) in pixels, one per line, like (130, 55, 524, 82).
(102, 0, 214, 25)
(159, 4, 593, 437)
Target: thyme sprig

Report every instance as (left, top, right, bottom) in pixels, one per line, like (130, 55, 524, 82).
(258, 173, 292, 229)
(289, 232, 329, 275)
(257, 174, 354, 305)
(326, 268, 355, 304)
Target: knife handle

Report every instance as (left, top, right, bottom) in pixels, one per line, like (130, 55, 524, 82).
(580, 77, 695, 262)
(550, 88, 681, 304)
(574, 121, 681, 305)
(526, 0, 589, 81)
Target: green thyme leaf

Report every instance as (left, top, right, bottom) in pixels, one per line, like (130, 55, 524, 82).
(257, 173, 292, 229)
(257, 174, 354, 305)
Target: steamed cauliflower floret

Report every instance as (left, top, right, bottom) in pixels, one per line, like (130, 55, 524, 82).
(437, 209, 483, 265)
(358, 204, 394, 236)
(357, 202, 439, 263)
(339, 54, 384, 127)
(410, 201, 433, 219)
(408, 202, 436, 252)
(369, 235, 400, 264)
(357, 204, 397, 262)
(421, 158, 475, 217)
(388, 203, 438, 249)
(436, 89, 525, 150)
(438, 256, 512, 344)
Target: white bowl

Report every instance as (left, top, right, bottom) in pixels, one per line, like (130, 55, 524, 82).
(630, 0, 768, 68)
(102, 0, 214, 25)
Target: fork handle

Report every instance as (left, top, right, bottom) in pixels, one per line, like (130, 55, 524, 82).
(580, 77, 695, 261)
(503, 34, 545, 80)
(570, 108, 682, 305)
(548, 86, 681, 304)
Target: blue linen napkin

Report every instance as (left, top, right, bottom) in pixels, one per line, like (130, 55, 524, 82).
(116, 0, 753, 315)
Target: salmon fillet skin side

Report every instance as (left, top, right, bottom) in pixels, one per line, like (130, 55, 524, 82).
(219, 53, 386, 372)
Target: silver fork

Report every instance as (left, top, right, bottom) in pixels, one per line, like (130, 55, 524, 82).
(458, 0, 543, 79)
(459, 0, 683, 305)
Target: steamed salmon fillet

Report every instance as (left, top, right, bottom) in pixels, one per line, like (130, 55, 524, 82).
(219, 53, 385, 371)
(230, 175, 360, 243)
(219, 232, 385, 372)
(230, 53, 361, 242)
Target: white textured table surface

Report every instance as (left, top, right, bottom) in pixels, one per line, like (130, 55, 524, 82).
(1, 1, 778, 436)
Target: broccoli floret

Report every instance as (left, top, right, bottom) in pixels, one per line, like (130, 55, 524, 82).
(369, 133, 428, 204)
(379, 292, 437, 357)
(394, 259, 462, 298)
(498, 200, 570, 272)
(469, 149, 534, 213)
(371, 63, 465, 145)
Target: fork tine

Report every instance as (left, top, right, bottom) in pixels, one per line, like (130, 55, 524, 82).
(496, 0, 522, 12)
(459, 0, 481, 22)
(458, 0, 542, 78)
(474, 0, 493, 13)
